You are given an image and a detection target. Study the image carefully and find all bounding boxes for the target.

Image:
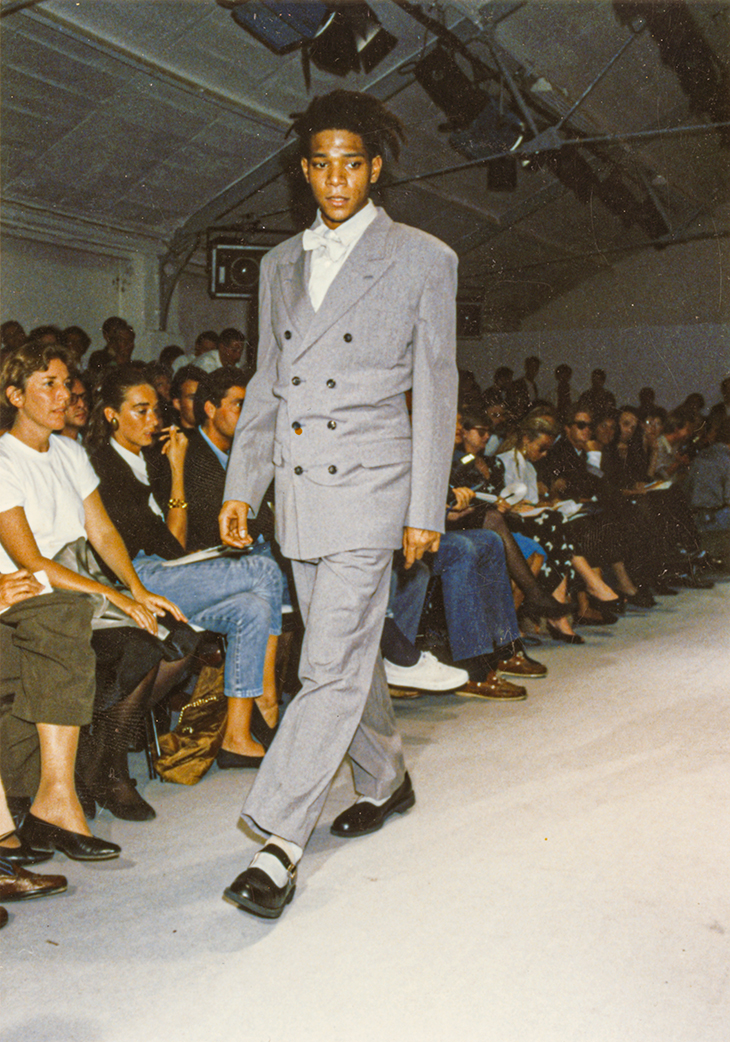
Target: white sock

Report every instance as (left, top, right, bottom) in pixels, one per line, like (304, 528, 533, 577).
(356, 793, 390, 807)
(249, 836, 302, 888)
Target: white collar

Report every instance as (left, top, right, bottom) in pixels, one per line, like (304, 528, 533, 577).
(310, 199, 377, 247)
(111, 437, 149, 485)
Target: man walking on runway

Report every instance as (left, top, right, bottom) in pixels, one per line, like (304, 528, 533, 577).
(219, 90, 458, 919)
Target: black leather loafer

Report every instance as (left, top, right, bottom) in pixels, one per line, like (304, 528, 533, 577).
(223, 844, 297, 919)
(330, 773, 415, 838)
(0, 831, 54, 867)
(18, 813, 121, 862)
(216, 749, 264, 770)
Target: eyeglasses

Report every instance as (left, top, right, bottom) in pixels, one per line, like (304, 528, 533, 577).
(572, 421, 591, 430)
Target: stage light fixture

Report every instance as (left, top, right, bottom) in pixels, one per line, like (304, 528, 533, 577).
(413, 45, 487, 129)
(220, 1, 397, 75)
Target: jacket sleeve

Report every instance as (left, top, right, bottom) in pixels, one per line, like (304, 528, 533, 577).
(223, 255, 279, 517)
(405, 246, 459, 533)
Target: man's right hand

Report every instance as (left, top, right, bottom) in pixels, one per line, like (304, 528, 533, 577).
(0, 570, 43, 610)
(219, 500, 254, 548)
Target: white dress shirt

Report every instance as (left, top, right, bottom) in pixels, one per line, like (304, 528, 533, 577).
(304, 200, 377, 311)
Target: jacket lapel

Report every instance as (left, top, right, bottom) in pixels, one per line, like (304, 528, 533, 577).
(277, 240, 315, 338)
(292, 211, 395, 359)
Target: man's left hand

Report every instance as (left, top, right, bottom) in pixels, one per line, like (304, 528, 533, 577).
(403, 527, 440, 569)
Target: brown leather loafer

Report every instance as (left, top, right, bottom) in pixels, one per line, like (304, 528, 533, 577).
(0, 860, 68, 902)
(496, 652, 547, 678)
(456, 672, 528, 700)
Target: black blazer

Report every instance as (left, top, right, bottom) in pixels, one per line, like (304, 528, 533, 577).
(90, 442, 185, 563)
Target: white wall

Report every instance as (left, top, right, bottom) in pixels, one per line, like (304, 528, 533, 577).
(458, 235, 730, 410)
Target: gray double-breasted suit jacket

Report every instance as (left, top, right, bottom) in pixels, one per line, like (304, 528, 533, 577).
(224, 207, 458, 559)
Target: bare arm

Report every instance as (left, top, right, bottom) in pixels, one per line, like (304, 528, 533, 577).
(159, 426, 188, 548)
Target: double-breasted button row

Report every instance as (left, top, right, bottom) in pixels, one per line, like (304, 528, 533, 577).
(291, 376, 301, 386)
(343, 333, 352, 343)
(284, 330, 292, 340)
(326, 379, 336, 388)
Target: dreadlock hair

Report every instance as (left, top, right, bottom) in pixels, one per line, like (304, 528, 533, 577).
(289, 90, 406, 163)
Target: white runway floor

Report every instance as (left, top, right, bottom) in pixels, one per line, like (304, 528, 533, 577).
(4, 580, 729, 1042)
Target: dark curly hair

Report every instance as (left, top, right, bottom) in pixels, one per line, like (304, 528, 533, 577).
(289, 89, 406, 163)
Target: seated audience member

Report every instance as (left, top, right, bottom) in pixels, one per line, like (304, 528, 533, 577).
(159, 344, 184, 370)
(637, 386, 656, 420)
(686, 416, 730, 530)
(391, 526, 546, 700)
(194, 327, 248, 374)
(87, 366, 284, 767)
(171, 330, 219, 372)
(0, 341, 191, 832)
(1, 322, 26, 360)
(482, 399, 510, 455)
(554, 363, 573, 423)
(380, 580, 468, 694)
(507, 356, 540, 420)
(495, 412, 624, 637)
(0, 570, 98, 868)
(578, 368, 616, 417)
(641, 406, 666, 478)
(537, 404, 656, 604)
(29, 325, 63, 347)
(87, 317, 135, 375)
(458, 369, 484, 412)
(655, 409, 692, 482)
(170, 364, 206, 432)
(483, 366, 513, 410)
(183, 367, 251, 551)
(59, 376, 91, 441)
(61, 326, 91, 367)
(145, 362, 176, 427)
(451, 408, 572, 627)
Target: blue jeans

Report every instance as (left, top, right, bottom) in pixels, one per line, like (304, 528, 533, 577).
(390, 530, 519, 661)
(133, 552, 282, 700)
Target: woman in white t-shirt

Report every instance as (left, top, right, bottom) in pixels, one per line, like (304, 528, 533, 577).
(0, 343, 189, 843)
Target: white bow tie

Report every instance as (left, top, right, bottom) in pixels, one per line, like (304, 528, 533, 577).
(302, 227, 349, 262)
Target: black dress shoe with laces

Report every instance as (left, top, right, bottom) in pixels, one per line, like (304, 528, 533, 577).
(330, 773, 415, 838)
(223, 844, 297, 919)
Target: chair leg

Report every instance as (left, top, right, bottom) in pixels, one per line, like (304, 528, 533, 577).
(143, 710, 163, 782)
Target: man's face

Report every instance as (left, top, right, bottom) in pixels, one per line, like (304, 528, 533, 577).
(195, 336, 217, 357)
(208, 385, 247, 446)
(486, 402, 507, 432)
(3, 322, 26, 351)
(566, 412, 592, 449)
(462, 423, 491, 457)
(64, 379, 90, 431)
(219, 338, 244, 368)
(112, 326, 135, 364)
(173, 379, 198, 428)
(301, 129, 382, 230)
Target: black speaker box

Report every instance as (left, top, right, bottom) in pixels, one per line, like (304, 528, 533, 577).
(208, 244, 268, 299)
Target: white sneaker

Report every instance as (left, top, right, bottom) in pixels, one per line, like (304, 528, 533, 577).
(384, 652, 469, 692)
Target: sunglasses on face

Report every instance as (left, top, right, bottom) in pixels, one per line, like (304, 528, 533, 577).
(572, 421, 591, 430)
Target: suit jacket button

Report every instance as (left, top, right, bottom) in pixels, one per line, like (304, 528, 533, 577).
(328, 465, 337, 474)
(294, 466, 303, 475)
(327, 420, 337, 430)
(284, 330, 292, 339)
(343, 333, 352, 343)
(292, 376, 301, 386)
(326, 379, 336, 388)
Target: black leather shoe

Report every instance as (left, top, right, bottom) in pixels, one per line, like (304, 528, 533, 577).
(330, 773, 415, 838)
(216, 749, 264, 770)
(18, 813, 121, 862)
(223, 844, 297, 919)
(0, 831, 54, 867)
(250, 702, 279, 751)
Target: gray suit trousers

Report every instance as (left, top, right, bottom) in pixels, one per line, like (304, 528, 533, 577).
(242, 548, 406, 847)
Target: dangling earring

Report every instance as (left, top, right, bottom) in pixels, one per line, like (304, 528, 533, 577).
(110, 417, 119, 431)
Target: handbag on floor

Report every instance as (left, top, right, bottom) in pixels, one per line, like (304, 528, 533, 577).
(154, 665, 227, 784)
